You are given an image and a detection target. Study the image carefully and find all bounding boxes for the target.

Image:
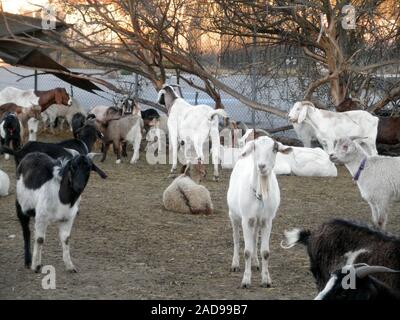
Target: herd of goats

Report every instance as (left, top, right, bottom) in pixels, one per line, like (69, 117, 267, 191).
(0, 84, 400, 300)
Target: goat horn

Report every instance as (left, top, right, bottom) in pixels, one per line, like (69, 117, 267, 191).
(355, 265, 400, 278)
(169, 84, 182, 88)
(64, 148, 80, 157)
(348, 136, 369, 141)
(87, 152, 102, 160)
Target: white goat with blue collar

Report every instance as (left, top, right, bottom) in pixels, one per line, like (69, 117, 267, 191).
(227, 136, 292, 288)
(329, 137, 400, 229)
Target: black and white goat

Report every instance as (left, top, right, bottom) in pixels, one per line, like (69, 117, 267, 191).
(281, 219, 400, 293)
(315, 264, 400, 300)
(16, 151, 107, 271)
(0, 112, 21, 159)
(1, 122, 103, 166)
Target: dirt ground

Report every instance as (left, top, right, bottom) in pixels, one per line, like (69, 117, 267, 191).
(1, 131, 400, 300)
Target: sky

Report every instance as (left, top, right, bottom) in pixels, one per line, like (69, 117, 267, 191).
(1, 0, 49, 14)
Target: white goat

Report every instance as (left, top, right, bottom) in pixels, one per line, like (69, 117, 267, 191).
(227, 136, 292, 288)
(220, 129, 336, 176)
(41, 98, 86, 132)
(0, 167, 10, 196)
(0, 87, 39, 108)
(274, 146, 337, 176)
(288, 101, 378, 155)
(330, 137, 400, 229)
(27, 118, 39, 141)
(157, 85, 228, 181)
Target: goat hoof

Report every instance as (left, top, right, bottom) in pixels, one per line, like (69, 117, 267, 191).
(240, 282, 251, 289)
(67, 267, 78, 273)
(252, 265, 260, 271)
(230, 266, 240, 272)
(168, 173, 177, 179)
(33, 265, 42, 273)
(213, 176, 219, 182)
(115, 159, 121, 164)
(260, 282, 272, 288)
(25, 261, 32, 269)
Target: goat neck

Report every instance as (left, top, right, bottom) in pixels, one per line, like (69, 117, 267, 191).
(35, 90, 55, 112)
(343, 146, 369, 180)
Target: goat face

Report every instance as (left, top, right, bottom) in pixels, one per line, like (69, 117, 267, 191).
(329, 137, 358, 164)
(27, 118, 39, 141)
(288, 101, 313, 124)
(241, 137, 292, 176)
(61, 155, 107, 194)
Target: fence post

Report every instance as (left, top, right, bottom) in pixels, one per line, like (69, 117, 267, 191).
(34, 69, 38, 91)
(134, 73, 139, 98)
(251, 25, 257, 129)
(70, 84, 74, 97)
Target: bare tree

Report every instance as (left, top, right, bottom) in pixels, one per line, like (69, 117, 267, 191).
(1, 0, 399, 117)
(207, 0, 400, 111)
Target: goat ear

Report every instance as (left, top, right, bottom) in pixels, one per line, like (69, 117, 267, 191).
(274, 141, 293, 154)
(240, 140, 255, 158)
(58, 159, 71, 178)
(297, 106, 308, 123)
(91, 163, 107, 179)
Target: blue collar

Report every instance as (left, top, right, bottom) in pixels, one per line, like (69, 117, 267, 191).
(353, 158, 367, 182)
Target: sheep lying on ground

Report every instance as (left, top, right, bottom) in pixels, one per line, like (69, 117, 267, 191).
(163, 164, 213, 215)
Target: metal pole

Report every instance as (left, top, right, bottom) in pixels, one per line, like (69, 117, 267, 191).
(34, 69, 38, 91)
(251, 25, 257, 130)
(134, 73, 139, 98)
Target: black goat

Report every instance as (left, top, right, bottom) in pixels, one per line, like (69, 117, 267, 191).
(71, 112, 86, 138)
(315, 264, 400, 300)
(281, 219, 400, 292)
(16, 152, 107, 271)
(1, 123, 102, 166)
(141, 108, 160, 125)
(0, 112, 21, 155)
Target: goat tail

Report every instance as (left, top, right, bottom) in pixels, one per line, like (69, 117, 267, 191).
(208, 109, 228, 121)
(0, 145, 14, 155)
(280, 228, 311, 249)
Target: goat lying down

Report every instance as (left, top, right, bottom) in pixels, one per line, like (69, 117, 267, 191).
(163, 164, 213, 215)
(219, 129, 337, 177)
(16, 151, 107, 271)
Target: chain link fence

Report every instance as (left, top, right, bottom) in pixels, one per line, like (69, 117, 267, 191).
(2, 41, 399, 138)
